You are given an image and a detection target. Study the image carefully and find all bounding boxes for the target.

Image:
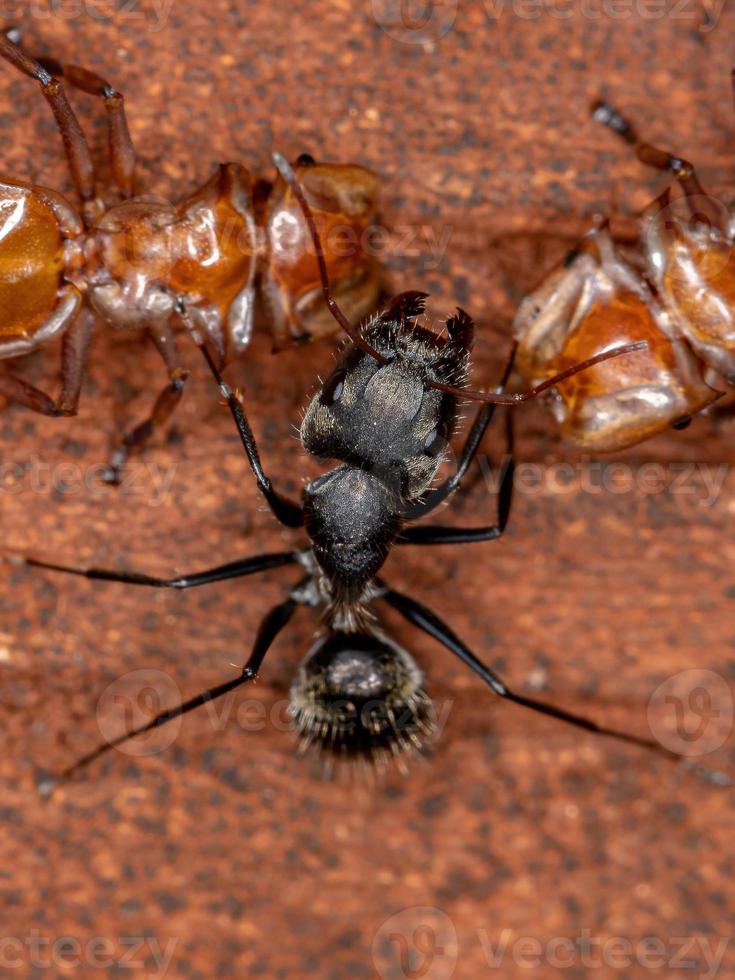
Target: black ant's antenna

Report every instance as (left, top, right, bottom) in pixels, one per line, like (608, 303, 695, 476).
(271, 151, 389, 366)
(271, 151, 648, 405)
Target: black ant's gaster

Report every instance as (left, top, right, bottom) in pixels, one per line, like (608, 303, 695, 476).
(15, 155, 667, 784)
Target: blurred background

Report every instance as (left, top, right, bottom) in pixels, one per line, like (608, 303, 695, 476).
(0, 1, 733, 977)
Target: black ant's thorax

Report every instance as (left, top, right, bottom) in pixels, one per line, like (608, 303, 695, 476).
(299, 306, 471, 607)
(302, 465, 401, 609)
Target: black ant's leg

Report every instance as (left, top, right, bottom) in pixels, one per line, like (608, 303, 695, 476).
(59, 597, 297, 782)
(381, 587, 677, 757)
(13, 550, 297, 589)
(0, 30, 96, 205)
(405, 344, 517, 521)
(195, 339, 304, 529)
(399, 411, 514, 546)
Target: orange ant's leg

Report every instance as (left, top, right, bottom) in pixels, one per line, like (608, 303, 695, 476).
(591, 100, 725, 230)
(591, 100, 706, 194)
(103, 321, 189, 484)
(57, 309, 94, 415)
(0, 30, 96, 207)
(0, 311, 93, 418)
(34, 53, 136, 198)
(0, 372, 58, 415)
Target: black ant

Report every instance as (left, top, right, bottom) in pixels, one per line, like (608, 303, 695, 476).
(11, 155, 662, 783)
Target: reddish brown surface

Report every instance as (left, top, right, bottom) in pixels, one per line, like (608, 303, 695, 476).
(0, 5, 734, 979)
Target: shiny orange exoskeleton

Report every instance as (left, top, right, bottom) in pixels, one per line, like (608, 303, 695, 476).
(513, 98, 733, 452)
(0, 31, 380, 479)
(512, 223, 720, 451)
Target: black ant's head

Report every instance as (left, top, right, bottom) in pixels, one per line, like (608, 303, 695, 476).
(289, 631, 436, 764)
(301, 292, 473, 500)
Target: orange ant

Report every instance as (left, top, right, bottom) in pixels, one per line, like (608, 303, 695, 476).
(512, 96, 734, 452)
(0, 29, 380, 480)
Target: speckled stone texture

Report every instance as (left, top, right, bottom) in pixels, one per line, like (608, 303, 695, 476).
(0, 4, 733, 979)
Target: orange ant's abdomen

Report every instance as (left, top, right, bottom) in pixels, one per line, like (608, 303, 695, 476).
(528, 293, 717, 451)
(513, 228, 720, 452)
(0, 178, 82, 349)
(262, 161, 381, 350)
